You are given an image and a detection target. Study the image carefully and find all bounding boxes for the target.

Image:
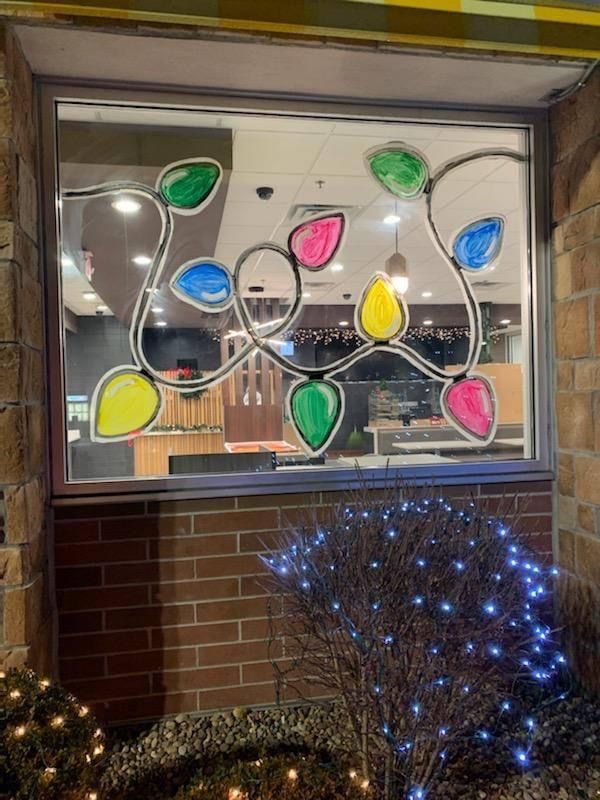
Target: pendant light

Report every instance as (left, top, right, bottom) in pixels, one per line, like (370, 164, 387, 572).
(385, 204, 409, 295)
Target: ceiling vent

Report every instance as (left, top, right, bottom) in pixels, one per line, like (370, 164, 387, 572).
(470, 280, 507, 289)
(285, 203, 359, 224)
(303, 280, 337, 290)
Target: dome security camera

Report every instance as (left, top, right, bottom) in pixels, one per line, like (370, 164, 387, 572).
(343, 292, 352, 301)
(256, 186, 274, 201)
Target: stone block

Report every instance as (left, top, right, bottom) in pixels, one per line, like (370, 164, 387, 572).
(551, 159, 569, 222)
(0, 546, 23, 585)
(574, 359, 600, 390)
(553, 251, 572, 300)
(569, 136, 600, 217)
(22, 346, 43, 403)
(0, 342, 20, 401)
(595, 392, 600, 454)
(16, 155, 37, 244)
(0, 261, 18, 341)
(575, 533, 600, 585)
(0, 78, 10, 139)
(557, 572, 600, 695)
(555, 391, 594, 450)
(0, 220, 38, 277)
(3, 574, 44, 644)
(595, 293, 600, 356)
(558, 452, 575, 496)
(0, 405, 26, 483)
(570, 239, 600, 293)
(0, 136, 16, 219)
(575, 455, 600, 505)
(554, 296, 590, 359)
(26, 404, 45, 476)
(20, 269, 42, 349)
(558, 527, 575, 572)
(0, 646, 29, 671)
(550, 69, 600, 163)
(558, 494, 576, 529)
(563, 206, 600, 251)
(556, 360, 573, 390)
(577, 503, 597, 533)
(3, 476, 45, 545)
(552, 223, 564, 255)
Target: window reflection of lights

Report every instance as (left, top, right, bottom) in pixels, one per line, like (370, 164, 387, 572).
(422, 291, 432, 298)
(96, 305, 108, 312)
(500, 319, 511, 325)
(151, 307, 164, 314)
(112, 197, 141, 214)
(330, 263, 344, 272)
(62, 255, 75, 269)
(82, 292, 97, 301)
(339, 321, 349, 327)
(302, 292, 311, 298)
(145, 287, 159, 294)
(224, 319, 283, 339)
(384, 214, 401, 225)
(423, 319, 433, 326)
(132, 255, 152, 266)
(154, 320, 167, 327)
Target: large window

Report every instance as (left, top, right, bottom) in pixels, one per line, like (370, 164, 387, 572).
(47, 94, 547, 493)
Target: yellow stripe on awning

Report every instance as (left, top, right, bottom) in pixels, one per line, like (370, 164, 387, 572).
(0, 0, 598, 59)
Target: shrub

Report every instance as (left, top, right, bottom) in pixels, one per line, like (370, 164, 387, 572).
(0, 668, 104, 800)
(174, 753, 369, 800)
(263, 483, 566, 799)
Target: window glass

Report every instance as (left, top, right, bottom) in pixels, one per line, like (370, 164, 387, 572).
(56, 102, 532, 482)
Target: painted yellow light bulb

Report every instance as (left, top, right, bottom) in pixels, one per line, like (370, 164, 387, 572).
(357, 272, 407, 342)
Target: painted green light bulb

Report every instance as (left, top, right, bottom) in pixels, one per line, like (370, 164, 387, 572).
(158, 161, 221, 210)
(290, 380, 343, 453)
(368, 149, 428, 200)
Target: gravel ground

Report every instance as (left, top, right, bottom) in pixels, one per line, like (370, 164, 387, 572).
(102, 693, 600, 799)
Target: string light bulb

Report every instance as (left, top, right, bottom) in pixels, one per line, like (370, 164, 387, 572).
(51, 716, 64, 728)
(287, 768, 298, 781)
(14, 725, 26, 737)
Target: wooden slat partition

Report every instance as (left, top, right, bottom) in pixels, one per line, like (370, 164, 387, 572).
(160, 371, 223, 427)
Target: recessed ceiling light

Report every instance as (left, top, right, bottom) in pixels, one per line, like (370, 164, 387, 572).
(500, 318, 511, 325)
(112, 197, 141, 214)
(145, 287, 159, 294)
(423, 319, 433, 326)
(61, 255, 75, 269)
(151, 307, 164, 314)
(82, 291, 96, 301)
(154, 320, 167, 327)
(339, 320, 349, 327)
(421, 291, 433, 298)
(302, 292, 311, 298)
(132, 255, 152, 266)
(384, 214, 401, 225)
(96, 305, 108, 313)
(331, 263, 344, 273)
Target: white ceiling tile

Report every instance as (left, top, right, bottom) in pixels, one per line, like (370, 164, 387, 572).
(225, 171, 304, 205)
(233, 130, 326, 174)
(220, 200, 290, 229)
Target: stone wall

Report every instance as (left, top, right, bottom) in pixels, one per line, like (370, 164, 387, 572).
(551, 68, 600, 692)
(0, 24, 53, 675)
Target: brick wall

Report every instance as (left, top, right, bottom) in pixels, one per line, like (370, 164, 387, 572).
(551, 68, 600, 692)
(55, 482, 552, 724)
(0, 25, 53, 675)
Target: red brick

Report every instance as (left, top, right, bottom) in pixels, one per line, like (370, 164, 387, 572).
(193, 509, 279, 534)
(55, 540, 147, 566)
(59, 611, 103, 635)
(239, 531, 286, 553)
(66, 674, 150, 701)
(147, 497, 236, 515)
(102, 691, 198, 723)
(107, 647, 197, 675)
(237, 493, 315, 509)
(54, 520, 99, 544)
(101, 515, 191, 540)
(56, 566, 102, 590)
(240, 576, 268, 597)
(282, 506, 333, 528)
(197, 640, 276, 668)
(54, 503, 146, 520)
(197, 683, 275, 710)
(241, 618, 270, 641)
(196, 597, 268, 623)
(523, 532, 554, 556)
(106, 604, 195, 630)
(195, 554, 265, 579)
(153, 665, 239, 693)
(153, 621, 239, 649)
(518, 494, 552, 514)
(59, 630, 149, 657)
(60, 656, 105, 681)
(57, 585, 148, 612)
(152, 577, 239, 605)
(242, 661, 279, 684)
(104, 560, 194, 586)
(520, 515, 552, 535)
(149, 534, 238, 560)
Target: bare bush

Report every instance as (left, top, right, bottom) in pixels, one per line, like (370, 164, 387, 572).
(263, 482, 566, 800)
